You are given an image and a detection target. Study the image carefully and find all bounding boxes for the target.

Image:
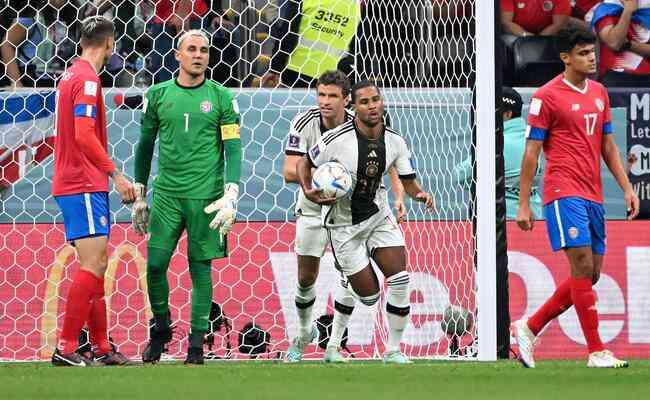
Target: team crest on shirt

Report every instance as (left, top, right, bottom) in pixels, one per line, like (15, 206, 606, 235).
(571, 104, 580, 111)
(99, 216, 108, 227)
(595, 99, 605, 112)
(365, 160, 379, 177)
(568, 227, 579, 239)
(543, 1, 553, 11)
(200, 101, 212, 113)
(517, 2, 525, 9)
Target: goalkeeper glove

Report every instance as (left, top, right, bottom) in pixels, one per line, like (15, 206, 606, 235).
(204, 183, 239, 235)
(131, 183, 149, 235)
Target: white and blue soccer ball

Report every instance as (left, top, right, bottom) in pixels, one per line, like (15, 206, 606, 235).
(312, 161, 352, 200)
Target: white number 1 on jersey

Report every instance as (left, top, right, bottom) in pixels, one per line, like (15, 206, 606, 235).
(584, 113, 597, 136)
(184, 113, 189, 132)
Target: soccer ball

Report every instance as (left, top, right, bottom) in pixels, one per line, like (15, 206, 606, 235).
(312, 161, 352, 200)
(441, 305, 474, 337)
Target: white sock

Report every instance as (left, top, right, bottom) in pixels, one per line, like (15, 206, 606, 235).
(328, 280, 355, 349)
(295, 283, 316, 338)
(385, 271, 410, 353)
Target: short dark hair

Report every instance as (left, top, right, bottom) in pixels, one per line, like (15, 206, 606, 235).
(317, 70, 351, 97)
(80, 16, 115, 48)
(351, 80, 381, 103)
(555, 26, 596, 55)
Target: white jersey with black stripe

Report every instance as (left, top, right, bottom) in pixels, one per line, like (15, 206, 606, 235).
(307, 120, 416, 227)
(284, 107, 354, 216)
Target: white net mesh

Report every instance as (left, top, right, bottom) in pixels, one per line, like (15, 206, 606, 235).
(0, 0, 478, 361)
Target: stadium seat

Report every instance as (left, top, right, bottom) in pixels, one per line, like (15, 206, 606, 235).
(512, 36, 564, 87)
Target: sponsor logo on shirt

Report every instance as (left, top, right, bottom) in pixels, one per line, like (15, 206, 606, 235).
(200, 100, 212, 113)
(288, 134, 300, 148)
(530, 98, 542, 116)
(595, 98, 605, 112)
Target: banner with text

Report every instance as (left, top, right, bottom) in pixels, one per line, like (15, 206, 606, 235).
(1, 221, 649, 360)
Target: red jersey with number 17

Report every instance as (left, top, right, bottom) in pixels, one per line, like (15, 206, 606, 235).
(52, 58, 111, 196)
(526, 74, 613, 205)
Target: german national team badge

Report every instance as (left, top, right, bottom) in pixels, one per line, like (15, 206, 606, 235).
(200, 100, 213, 113)
(595, 99, 605, 112)
(365, 160, 379, 177)
(568, 227, 579, 239)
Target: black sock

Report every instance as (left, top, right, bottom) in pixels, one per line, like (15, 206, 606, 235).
(189, 331, 205, 349)
(154, 314, 170, 332)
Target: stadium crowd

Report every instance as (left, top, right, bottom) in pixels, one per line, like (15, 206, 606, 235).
(0, 1, 648, 89)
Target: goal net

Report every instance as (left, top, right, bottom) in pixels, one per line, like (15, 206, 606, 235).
(0, 0, 484, 361)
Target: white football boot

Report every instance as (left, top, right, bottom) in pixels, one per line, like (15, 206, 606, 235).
(511, 318, 537, 368)
(587, 350, 629, 368)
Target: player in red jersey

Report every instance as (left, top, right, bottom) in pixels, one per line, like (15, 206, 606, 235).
(51, 16, 135, 367)
(514, 26, 639, 368)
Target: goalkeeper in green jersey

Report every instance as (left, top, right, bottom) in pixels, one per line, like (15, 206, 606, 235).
(132, 30, 242, 365)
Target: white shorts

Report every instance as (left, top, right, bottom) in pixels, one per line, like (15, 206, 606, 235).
(327, 211, 405, 276)
(295, 214, 328, 258)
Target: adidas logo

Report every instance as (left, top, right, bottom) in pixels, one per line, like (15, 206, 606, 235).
(368, 150, 377, 158)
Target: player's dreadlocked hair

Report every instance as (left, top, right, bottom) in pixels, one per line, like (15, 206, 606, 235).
(555, 26, 596, 55)
(80, 16, 115, 48)
(351, 80, 381, 104)
(317, 70, 351, 97)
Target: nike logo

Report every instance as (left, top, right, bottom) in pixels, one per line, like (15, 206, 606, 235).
(55, 353, 86, 367)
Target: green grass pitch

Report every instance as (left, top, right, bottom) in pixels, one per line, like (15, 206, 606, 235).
(3, 360, 649, 400)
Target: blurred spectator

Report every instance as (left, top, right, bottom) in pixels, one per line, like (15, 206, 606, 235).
(593, 0, 650, 87)
(262, 0, 361, 88)
(501, 0, 571, 36)
(146, 0, 209, 83)
(0, 0, 79, 89)
(569, 1, 601, 29)
(454, 87, 543, 219)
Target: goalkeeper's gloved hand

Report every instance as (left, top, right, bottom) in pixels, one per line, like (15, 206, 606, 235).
(204, 183, 239, 235)
(131, 183, 149, 235)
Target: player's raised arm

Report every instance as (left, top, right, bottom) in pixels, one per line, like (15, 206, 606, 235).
(131, 89, 160, 234)
(204, 90, 242, 235)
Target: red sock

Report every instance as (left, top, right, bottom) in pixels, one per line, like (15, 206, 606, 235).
(527, 278, 573, 336)
(59, 269, 98, 354)
(87, 277, 112, 355)
(570, 277, 604, 354)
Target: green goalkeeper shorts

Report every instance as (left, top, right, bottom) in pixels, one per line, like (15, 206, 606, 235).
(148, 191, 227, 261)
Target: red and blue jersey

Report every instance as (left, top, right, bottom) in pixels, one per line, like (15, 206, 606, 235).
(52, 58, 114, 196)
(526, 74, 612, 205)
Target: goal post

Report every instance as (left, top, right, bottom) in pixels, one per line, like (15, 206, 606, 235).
(0, 0, 499, 361)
